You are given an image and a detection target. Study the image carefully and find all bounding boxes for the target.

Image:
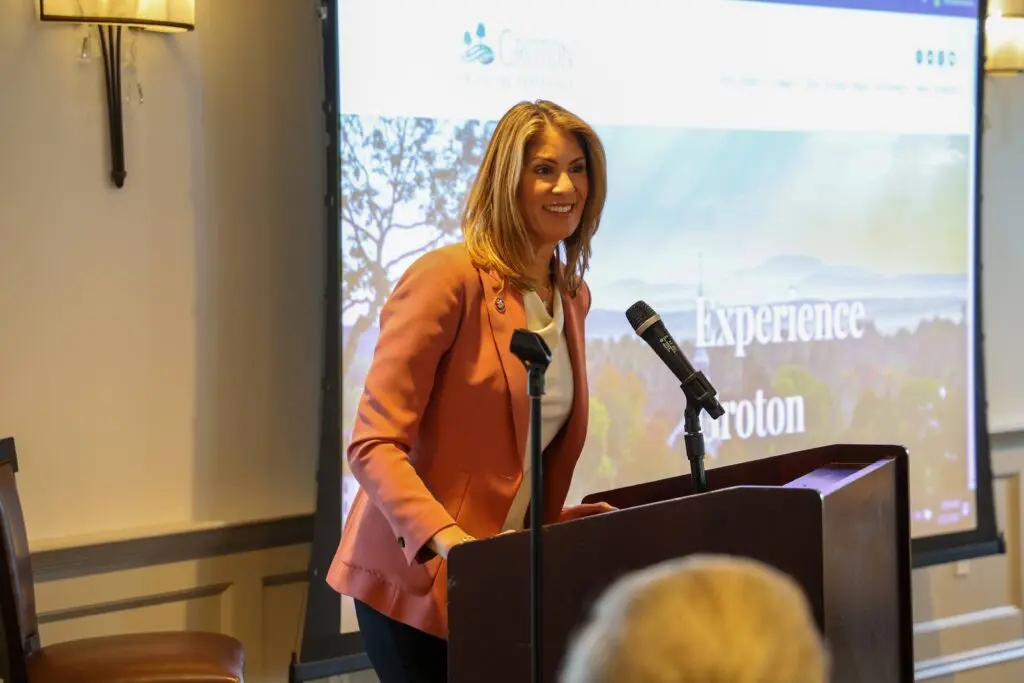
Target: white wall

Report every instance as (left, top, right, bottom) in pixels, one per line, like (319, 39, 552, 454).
(0, 0, 325, 544)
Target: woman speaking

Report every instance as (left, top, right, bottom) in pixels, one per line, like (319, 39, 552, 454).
(327, 99, 612, 683)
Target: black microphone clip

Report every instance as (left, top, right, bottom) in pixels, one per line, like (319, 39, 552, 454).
(510, 328, 552, 369)
(510, 329, 551, 399)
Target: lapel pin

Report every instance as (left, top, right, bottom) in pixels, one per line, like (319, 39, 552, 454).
(494, 296, 506, 313)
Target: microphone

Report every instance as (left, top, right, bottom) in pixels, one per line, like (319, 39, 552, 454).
(626, 300, 723, 495)
(625, 300, 725, 419)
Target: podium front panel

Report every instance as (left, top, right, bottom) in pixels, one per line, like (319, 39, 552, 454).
(448, 487, 825, 683)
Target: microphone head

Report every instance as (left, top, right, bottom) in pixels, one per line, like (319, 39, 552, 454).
(625, 300, 657, 333)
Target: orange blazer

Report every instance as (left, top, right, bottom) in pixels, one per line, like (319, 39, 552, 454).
(326, 242, 591, 639)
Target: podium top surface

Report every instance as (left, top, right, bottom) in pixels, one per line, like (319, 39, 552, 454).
(583, 442, 907, 509)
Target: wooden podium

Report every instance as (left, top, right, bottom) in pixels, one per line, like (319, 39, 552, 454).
(447, 444, 914, 683)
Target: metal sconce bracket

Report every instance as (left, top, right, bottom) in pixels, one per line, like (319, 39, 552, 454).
(38, 1, 195, 189)
(98, 25, 127, 188)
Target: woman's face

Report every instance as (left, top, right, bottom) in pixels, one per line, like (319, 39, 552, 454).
(518, 125, 589, 252)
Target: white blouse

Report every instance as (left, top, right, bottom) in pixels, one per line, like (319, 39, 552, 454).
(501, 288, 575, 532)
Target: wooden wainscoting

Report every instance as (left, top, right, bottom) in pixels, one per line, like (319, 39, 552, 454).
(31, 517, 313, 683)
(912, 428, 1024, 682)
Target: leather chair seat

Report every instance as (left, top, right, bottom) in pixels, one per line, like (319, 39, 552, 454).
(25, 631, 245, 683)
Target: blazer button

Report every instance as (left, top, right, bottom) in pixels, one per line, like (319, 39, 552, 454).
(397, 536, 406, 548)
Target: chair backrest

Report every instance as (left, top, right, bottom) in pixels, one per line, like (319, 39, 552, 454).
(0, 437, 40, 682)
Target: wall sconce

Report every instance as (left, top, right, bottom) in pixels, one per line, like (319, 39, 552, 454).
(38, 1, 196, 188)
(987, 0, 1024, 75)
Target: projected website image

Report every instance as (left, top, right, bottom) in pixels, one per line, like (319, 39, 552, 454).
(340, 112, 974, 552)
(573, 128, 973, 541)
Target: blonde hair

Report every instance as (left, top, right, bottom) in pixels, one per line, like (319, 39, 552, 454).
(462, 99, 607, 295)
(560, 555, 829, 683)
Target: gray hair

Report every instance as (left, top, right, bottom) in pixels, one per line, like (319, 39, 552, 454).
(560, 554, 829, 683)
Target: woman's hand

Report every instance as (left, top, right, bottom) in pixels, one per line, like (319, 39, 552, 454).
(428, 525, 476, 560)
(560, 501, 617, 522)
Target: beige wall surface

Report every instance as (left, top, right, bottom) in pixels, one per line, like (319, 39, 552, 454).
(0, 0, 326, 543)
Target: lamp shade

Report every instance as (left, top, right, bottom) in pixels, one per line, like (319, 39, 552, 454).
(987, 0, 1024, 74)
(38, 0, 194, 32)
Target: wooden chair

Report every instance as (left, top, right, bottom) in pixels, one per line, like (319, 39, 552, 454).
(0, 437, 246, 683)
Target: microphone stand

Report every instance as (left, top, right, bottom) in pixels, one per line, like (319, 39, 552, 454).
(678, 369, 722, 495)
(682, 401, 708, 494)
(509, 329, 552, 683)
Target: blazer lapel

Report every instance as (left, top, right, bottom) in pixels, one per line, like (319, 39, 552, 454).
(559, 288, 589, 453)
(480, 271, 530, 466)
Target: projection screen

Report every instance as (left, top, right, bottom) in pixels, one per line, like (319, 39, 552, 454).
(293, 0, 1001, 678)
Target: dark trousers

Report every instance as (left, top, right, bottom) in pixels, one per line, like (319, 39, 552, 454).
(354, 599, 448, 683)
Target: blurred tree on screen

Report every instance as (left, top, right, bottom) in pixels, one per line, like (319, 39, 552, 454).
(771, 364, 835, 448)
(339, 115, 495, 380)
(567, 396, 614, 504)
(592, 365, 646, 469)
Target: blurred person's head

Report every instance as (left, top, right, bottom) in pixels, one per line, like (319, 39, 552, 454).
(560, 555, 829, 683)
